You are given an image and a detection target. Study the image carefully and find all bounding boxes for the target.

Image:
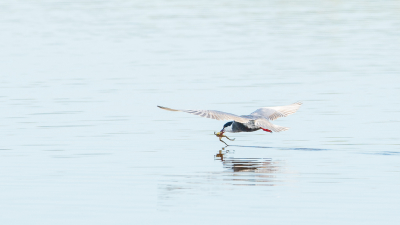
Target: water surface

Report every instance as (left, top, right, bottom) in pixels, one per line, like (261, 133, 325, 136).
(1, 0, 399, 224)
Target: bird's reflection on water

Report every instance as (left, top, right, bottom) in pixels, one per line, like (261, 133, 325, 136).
(214, 147, 284, 186)
(157, 147, 291, 205)
(229, 145, 328, 151)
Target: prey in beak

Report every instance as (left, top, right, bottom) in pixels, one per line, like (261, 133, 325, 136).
(214, 131, 235, 146)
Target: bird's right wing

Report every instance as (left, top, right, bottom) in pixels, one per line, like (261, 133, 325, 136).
(157, 106, 251, 123)
(250, 102, 302, 121)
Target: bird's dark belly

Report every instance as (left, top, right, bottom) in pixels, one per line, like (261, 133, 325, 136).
(232, 121, 260, 133)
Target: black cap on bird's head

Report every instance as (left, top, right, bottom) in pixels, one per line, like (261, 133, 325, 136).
(220, 121, 233, 133)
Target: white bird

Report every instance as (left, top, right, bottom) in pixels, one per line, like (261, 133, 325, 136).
(158, 102, 302, 145)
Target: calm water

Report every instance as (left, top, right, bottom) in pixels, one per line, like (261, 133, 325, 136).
(1, 0, 400, 224)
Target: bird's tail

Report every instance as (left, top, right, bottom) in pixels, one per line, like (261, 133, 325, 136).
(256, 119, 289, 132)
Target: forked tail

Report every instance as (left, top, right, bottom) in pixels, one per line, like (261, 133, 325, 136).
(256, 119, 290, 133)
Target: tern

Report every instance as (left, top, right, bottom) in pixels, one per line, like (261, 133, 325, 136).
(158, 102, 302, 145)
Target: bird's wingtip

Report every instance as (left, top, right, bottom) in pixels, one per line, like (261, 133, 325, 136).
(157, 106, 180, 111)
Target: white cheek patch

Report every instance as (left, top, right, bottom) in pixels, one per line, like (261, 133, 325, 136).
(224, 126, 233, 133)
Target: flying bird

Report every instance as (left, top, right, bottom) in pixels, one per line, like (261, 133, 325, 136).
(157, 102, 302, 145)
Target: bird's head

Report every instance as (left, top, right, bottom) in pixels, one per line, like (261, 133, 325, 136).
(220, 121, 233, 133)
(215, 121, 234, 137)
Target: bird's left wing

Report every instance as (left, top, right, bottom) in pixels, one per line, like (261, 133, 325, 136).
(250, 102, 302, 121)
(157, 106, 251, 123)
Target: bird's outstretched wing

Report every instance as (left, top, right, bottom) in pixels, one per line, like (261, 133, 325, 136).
(157, 106, 251, 123)
(250, 102, 302, 121)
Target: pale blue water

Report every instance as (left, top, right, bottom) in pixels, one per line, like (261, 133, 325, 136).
(1, 0, 400, 224)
